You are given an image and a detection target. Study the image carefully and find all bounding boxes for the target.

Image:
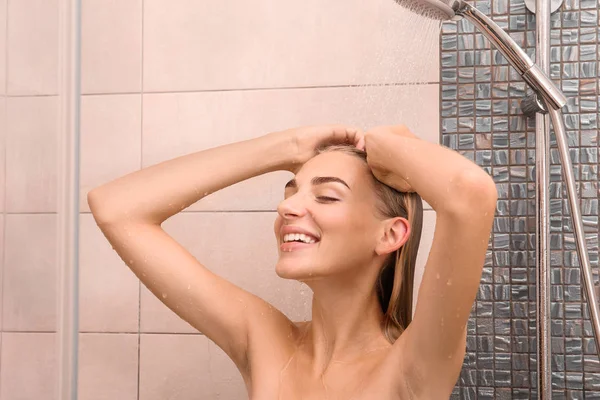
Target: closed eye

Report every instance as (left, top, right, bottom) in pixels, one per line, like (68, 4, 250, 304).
(317, 196, 339, 203)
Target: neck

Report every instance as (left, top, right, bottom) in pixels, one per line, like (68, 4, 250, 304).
(300, 270, 393, 376)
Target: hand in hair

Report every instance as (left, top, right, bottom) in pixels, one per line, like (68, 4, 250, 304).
(273, 125, 365, 173)
(364, 125, 417, 193)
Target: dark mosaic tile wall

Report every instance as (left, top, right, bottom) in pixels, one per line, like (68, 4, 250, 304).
(440, 0, 600, 398)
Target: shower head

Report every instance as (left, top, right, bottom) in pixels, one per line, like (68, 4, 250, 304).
(392, 0, 463, 21)
(391, 0, 567, 110)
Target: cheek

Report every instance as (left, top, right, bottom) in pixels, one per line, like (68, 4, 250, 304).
(273, 216, 283, 237)
(317, 206, 375, 240)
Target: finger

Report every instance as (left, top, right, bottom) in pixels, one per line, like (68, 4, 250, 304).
(354, 133, 366, 151)
(345, 127, 364, 146)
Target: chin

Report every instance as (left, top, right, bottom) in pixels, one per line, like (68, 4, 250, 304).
(275, 259, 320, 281)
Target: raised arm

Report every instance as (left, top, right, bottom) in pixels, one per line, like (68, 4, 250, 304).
(87, 125, 364, 372)
(364, 126, 497, 398)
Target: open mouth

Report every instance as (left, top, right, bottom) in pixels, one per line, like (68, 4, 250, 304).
(280, 233, 320, 252)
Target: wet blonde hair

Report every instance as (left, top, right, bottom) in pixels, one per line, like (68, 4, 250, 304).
(317, 144, 424, 344)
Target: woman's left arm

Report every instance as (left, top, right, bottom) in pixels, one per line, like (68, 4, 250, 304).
(364, 125, 497, 215)
(364, 126, 498, 397)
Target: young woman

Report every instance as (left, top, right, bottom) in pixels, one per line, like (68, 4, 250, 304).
(88, 125, 497, 399)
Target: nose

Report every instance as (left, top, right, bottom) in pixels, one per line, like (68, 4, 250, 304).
(277, 193, 309, 220)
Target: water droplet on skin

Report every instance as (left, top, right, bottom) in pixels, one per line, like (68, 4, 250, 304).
(204, 192, 208, 196)
(162, 293, 168, 299)
(187, 284, 191, 290)
(447, 279, 452, 286)
(129, 259, 134, 265)
(436, 273, 441, 279)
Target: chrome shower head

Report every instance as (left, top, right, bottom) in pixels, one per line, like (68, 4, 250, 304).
(391, 0, 567, 110)
(392, 0, 463, 21)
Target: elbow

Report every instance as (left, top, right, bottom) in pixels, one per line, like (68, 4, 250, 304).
(87, 188, 118, 225)
(449, 170, 498, 214)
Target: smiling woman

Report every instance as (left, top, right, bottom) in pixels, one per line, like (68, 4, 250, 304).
(87, 125, 497, 399)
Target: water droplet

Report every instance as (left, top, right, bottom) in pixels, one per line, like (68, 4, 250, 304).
(162, 293, 168, 299)
(129, 259, 134, 265)
(187, 284, 191, 290)
(436, 273, 440, 279)
(447, 279, 452, 286)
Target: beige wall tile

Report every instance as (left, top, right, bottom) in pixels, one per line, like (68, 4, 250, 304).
(140, 212, 312, 333)
(78, 333, 139, 400)
(0, 96, 5, 212)
(139, 334, 246, 400)
(81, 0, 142, 94)
(0, 332, 57, 400)
(79, 214, 140, 332)
(0, 0, 6, 95)
(6, 96, 58, 213)
(143, 0, 439, 92)
(3, 214, 57, 331)
(143, 84, 439, 212)
(80, 94, 142, 212)
(7, 0, 58, 95)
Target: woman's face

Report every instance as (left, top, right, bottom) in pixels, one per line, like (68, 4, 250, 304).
(273, 151, 386, 282)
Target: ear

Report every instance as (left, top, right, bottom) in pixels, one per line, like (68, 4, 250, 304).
(375, 217, 411, 256)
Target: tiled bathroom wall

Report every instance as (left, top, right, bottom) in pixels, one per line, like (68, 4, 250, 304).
(0, 0, 442, 399)
(442, 0, 600, 398)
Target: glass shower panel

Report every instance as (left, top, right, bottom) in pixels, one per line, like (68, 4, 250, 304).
(0, 0, 80, 399)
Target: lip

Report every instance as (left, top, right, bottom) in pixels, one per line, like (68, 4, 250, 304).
(280, 241, 318, 252)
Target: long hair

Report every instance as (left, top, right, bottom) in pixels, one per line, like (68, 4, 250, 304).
(317, 144, 424, 344)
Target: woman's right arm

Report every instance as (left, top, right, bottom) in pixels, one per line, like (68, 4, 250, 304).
(88, 132, 293, 225)
(87, 125, 362, 373)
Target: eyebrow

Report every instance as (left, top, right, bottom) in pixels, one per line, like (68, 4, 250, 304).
(285, 176, 351, 191)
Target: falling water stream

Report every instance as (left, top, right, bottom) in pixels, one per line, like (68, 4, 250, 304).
(345, 4, 443, 133)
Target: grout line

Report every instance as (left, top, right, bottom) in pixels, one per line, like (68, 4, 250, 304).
(87, 81, 441, 97)
(3, 82, 443, 99)
(2, 330, 203, 335)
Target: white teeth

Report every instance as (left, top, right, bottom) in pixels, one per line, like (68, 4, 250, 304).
(283, 233, 317, 244)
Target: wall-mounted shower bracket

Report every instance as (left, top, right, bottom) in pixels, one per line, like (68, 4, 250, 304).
(521, 92, 548, 117)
